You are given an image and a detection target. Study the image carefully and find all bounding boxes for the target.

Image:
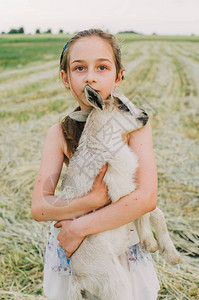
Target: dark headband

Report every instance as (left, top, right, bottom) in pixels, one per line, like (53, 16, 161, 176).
(60, 39, 71, 63)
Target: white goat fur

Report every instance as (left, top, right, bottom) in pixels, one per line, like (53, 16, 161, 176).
(54, 86, 181, 300)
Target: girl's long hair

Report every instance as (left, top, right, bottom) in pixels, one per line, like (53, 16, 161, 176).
(60, 106, 86, 161)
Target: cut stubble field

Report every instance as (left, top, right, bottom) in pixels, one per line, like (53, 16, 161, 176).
(0, 34, 198, 300)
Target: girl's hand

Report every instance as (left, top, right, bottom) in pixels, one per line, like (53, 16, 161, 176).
(54, 163, 109, 257)
(90, 163, 110, 209)
(54, 219, 84, 257)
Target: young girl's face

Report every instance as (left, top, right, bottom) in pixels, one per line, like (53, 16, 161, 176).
(61, 36, 123, 110)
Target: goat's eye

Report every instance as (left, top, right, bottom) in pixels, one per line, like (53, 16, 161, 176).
(118, 104, 130, 112)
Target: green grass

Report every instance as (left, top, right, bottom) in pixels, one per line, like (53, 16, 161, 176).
(0, 34, 71, 69)
(117, 33, 199, 43)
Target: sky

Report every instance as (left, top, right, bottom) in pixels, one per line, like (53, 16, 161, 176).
(0, 0, 199, 35)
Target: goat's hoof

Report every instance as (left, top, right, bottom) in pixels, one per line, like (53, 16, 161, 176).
(141, 238, 159, 253)
(162, 248, 182, 264)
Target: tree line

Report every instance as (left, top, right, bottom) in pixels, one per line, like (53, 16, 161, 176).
(1, 27, 65, 35)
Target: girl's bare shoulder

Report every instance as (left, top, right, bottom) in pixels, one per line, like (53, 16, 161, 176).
(128, 120, 153, 151)
(47, 123, 69, 163)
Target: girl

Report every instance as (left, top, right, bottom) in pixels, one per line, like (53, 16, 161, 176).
(31, 29, 160, 299)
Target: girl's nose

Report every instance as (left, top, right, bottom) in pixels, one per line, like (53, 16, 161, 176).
(85, 68, 96, 84)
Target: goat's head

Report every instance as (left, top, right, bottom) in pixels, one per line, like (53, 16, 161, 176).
(84, 85, 149, 133)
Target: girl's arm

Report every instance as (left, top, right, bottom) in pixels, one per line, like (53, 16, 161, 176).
(56, 120, 158, 256)
(31, 123, 109, 222)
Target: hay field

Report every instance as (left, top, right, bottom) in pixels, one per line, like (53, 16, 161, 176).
(0, 34, 198, 299)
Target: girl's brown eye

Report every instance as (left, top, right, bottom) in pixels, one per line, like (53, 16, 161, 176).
(98, 65, 107, 71)
(76, 66, 84, 71)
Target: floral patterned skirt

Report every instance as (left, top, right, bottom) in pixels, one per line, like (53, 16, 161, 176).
(43, 222, 160, 300)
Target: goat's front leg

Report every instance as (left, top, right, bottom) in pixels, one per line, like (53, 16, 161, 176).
(135, 213, 159, 253)
(150, 208, 181, 264)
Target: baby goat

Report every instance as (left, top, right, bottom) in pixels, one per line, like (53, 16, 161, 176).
(50, 85, 181, 300)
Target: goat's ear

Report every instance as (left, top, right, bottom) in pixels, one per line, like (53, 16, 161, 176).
(84, 85, 103, 110)
(116, 98, 130, 112)
(116, 94, 141, 116)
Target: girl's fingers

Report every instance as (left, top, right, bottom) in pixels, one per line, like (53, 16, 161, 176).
(98, 163, 108, 180)
(66, 251, 72, 258)
(54, 221, 62, 228)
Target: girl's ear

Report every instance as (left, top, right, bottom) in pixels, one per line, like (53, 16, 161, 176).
(115, 69, 123, 87)
(61, 70, 70, 88)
